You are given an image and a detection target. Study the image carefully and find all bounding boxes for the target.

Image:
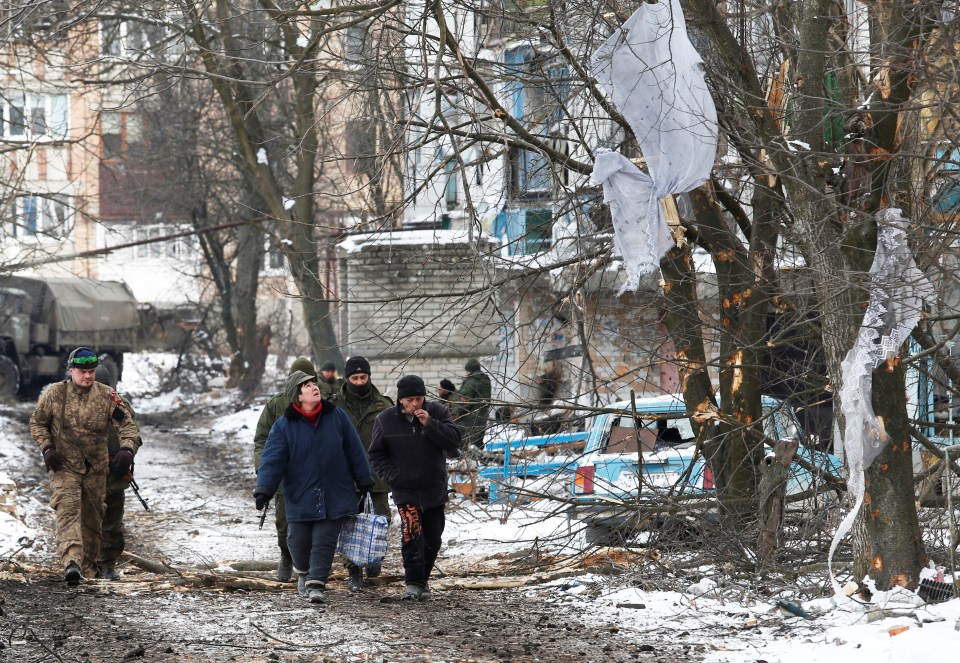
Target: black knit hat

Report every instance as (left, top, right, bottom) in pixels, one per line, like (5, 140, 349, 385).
(397, 375, 426, 400)
(439, 379, 456, 392)
(344, 356, 371, 378)
(320, 360, 336, 372)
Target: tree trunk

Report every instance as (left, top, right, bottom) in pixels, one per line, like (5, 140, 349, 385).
(853, 359, 926, 589)
(660, 241, 715, 431)
(687, 184, 763, 529)
(757, 438, 799, 568)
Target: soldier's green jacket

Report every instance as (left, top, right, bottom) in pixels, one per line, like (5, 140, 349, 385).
(456, 370, 492, 432)
(30, 381, 139, 475)
(319, 376, 343, 400)
(336, 382, 393, 493)
(253, 392, 289, 472)
(106, 395, 143, 491)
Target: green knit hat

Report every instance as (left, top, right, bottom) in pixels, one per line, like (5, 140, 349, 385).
(289, 357, 316, 377)
(464, 357, 481, 373)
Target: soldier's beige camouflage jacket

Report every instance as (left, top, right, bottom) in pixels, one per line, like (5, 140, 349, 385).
(30, 380, 139, 474)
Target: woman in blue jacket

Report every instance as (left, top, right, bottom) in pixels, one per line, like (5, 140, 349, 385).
(254, 370, 374, 603)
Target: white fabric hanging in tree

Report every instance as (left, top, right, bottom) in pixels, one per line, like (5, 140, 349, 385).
(828, 208, 934, 593)
(589, 0, 718, 292)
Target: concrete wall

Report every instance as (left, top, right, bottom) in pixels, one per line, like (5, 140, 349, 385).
(337, 230, 500, 397)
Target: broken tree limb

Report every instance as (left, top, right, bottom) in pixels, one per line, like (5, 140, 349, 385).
(435, 568, 582, 590)
(120, 551, 181, 575)
(757, 439, 799, 567)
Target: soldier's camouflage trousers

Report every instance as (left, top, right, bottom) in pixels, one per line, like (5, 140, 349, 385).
(98, 486, 127, 566)
(49, 465, 107, 578)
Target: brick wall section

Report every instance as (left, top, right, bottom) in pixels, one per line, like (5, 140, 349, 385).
(338, 235, 499, 397)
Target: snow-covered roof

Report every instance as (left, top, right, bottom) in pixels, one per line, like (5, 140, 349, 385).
(337, 229, 492, 253)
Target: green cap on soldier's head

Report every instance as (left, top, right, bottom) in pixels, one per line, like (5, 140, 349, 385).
(285, 370, 315, 404)
(68, 347, 99, 368)
(289, 357, 316, 378)
(464, 357, 481, 373)
(320, 360, 336, 372)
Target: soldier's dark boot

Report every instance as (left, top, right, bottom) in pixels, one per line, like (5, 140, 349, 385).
(64, 561, 82, 586)
(366, 563, 382, 578)
(347, 567, 363, 592)
(277, 550, 293, 582)
(96, 564, 119, 581)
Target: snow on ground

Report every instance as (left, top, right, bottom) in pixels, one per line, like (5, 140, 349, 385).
(2, 351, 960, 662)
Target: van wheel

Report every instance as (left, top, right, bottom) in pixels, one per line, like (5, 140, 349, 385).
(0, 356, 20, 400)
(98, 355, 120, 388)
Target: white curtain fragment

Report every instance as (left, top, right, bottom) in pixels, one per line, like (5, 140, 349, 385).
(828, 208, 934, 593)
(589, 0, 718, 291)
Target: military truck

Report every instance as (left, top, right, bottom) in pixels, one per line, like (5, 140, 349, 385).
(0, 276, 138, 397)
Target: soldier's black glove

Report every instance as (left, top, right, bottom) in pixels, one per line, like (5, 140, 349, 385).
(356, 478, 375, 493)
(253, 490, 272, 511)
(112, 449, 134, 475)
(43, 447, 63, 472)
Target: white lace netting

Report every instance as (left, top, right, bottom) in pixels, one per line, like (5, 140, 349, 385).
(589, 0, 718, 292)
(828, 208, 935, 593)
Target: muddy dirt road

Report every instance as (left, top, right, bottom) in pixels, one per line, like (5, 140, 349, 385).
(0, 402, 696, 662)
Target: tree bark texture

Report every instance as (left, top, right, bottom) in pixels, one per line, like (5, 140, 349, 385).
(757, 439, 799, 568)
(853, 359, 926, 589)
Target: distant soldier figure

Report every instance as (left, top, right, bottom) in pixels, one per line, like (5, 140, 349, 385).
(456, 358, 492, 450)
(95, 365, 143, 581)
(335, 355, 393, 591)
(318, 360, 343, 400)
(29, 347, 139, 585)
(437, 379, 458, 411)
(253, 356, 316, 582)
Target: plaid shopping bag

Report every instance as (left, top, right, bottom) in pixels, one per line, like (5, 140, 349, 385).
(337, 494, 389, 567)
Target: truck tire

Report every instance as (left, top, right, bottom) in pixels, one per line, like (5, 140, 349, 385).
(98, 355, 120, 388)
(0, 355, 20, 400)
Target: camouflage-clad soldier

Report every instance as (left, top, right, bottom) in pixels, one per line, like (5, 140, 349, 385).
(456, 358, 492, 450)
(318, 361, 343, 400)
(336, 355, 393, 591)
(95, 365, 143, 581)
(29, 347, 139, 585)
(253, 356, 316, 582)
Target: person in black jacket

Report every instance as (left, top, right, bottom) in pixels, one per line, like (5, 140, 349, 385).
(368, 375, 461, 600)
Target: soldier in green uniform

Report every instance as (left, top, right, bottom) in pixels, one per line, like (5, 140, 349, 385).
(437, 379, 459, 411)
(336, 355, 393, 591)
(253, 356, 316, 582)
(318, 361, 343, 400)
(94, 365, 143, 580)
(456, 358, 492, 450)
(29, 347, 139, 584)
